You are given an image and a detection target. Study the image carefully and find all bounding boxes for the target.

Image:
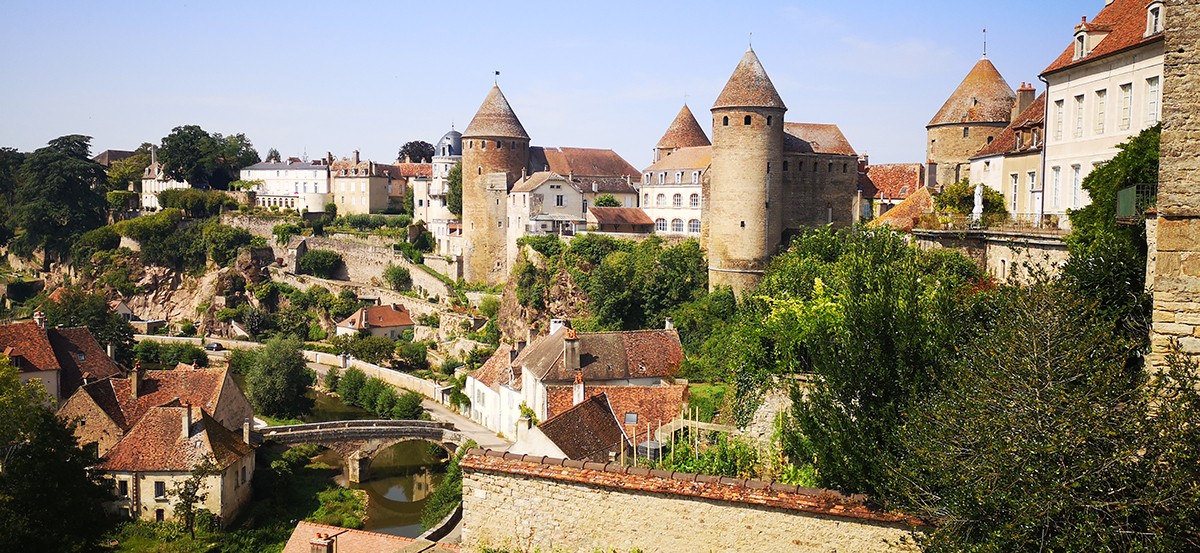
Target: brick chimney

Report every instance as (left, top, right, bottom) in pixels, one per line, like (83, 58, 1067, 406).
(243, 418, 251, 445)
(664, 317, 674, 331)
(310, 533, 334, 553)
(573, 370, 584, 406)
(181, 403, 192, 440)
(130, 360, 143, 399)
(564, 328, 580, 374)
(1014, 82, 1036, 120)
(32, 310, 45, 329)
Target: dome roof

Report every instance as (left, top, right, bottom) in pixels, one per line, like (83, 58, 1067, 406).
(712, 47, 786, 111)
(928, 57, 1016, 127)
(436, 129, 462, 157)
(463, 85, 529, 140)
(656, 105, 711, 149)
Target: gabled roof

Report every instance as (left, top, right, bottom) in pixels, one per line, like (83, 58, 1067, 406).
(928, 57, 1015, 127)
(527, 147, 641, 194)
(972, 92, 1048, 159)
(0, 322, 61, 373)
(537, 393, 628, 461)
(783, 123, 857, 156)
(511, 171, 578, 194)
(713, 47, 786, 110)
(337, 304, 415, 330)
(463, 85, 529, 140)
(1042, 0, 1165, 76)
(644, 146, 712, 173)
(243, 161, 330, 171)
(860, 164, 925, 201)
(99, 403, 252, 472)
(472, 343, 519, 392)
(393, 162, 432, 178)
(546, 384, 688, 443)
(868, 186, 935, 232)
(656, 105, 711, 150)
(522, 327, 683, 383)
(49, 327, 123, 394)
(74, 365, 232, 432)
(588, 207, 654, 227)
(92, 150, 136, 167)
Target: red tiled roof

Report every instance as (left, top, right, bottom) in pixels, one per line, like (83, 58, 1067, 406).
(588, 207, 654, 227)
(537, 393, 628, 462)
(868, 187, 935, 232)
(79, 365, 231, 432)
(49, 327, 123, 396)
(656, 105, 711, 150)
(1042, 0, 1165, 76)
(394, 162, 432, 178)
(281, 521, 458, 553)
(783, 123, 857, 156)
(644, 146, 712, 173)
(337, 304, 415, 330)
(547, 384, 687, 443)
(99, 404, 252, 472)
(522, 328, 683, 383)
(972, 92, 1047, 159)
(860, 164, 925, 201)
(463, 85, 529, 140)
(472, 343, 517, 391)
(928, 57, 1015, 127)
(511, 171, 575, 194)
(0, 322, 61, 373)
(713, 48, 786, 110)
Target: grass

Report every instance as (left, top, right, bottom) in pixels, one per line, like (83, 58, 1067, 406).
(687, 382, 728, 423)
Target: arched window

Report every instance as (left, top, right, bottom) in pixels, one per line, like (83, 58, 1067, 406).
(722, 116, 729, 126)
(689, 193, 700, 208)
(496, 140, 502, 149)
(744, 115, 752, 125)
(643, 193, 649, 205)
(688, 219, 701, 233)
(655, 218, 667, 232)
(656, 194, 666, 207)
(672, 194, 682, 208)
(767, 116, 772, 126)
(671, 219, 684, 232)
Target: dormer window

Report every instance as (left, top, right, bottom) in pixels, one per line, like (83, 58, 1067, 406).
(1147, 2, 1163, 35)
(1074, 33, 1086, 59)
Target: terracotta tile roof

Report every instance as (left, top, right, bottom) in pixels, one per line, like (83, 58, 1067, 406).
(712, 47, 786, 110)
(522, 327, 683, 383)
(860, 163, 925, 201)
(79, 365, 232, 432)
(0, 322, 61, 373)
(1042, 0, 1165, 76)
(472, 343, 518, 391)
(537, 393, 628, 461)
(644, 146, 712, 173)
(511, 171, 575, 194)
(330, 160, 406, 178)
(656, 105, 711, 149)
(394, 162, 433, 178)
(928, 57, 1015, 127)
(783, 123, 857, 156)
(867, 186, 935, 232)
(337, 304, 415, 331)
(91, 149, 135, 167)
(49, 327, 123, 395)
(99, 403, 252, 472)
(547, 384, 687, 443)
(463, 85, 529, 140)
(281, 521, 458, 553)
(461, 449, 926, 526)
(972, 92, 1047, 159)
(587, 207, 654, 226)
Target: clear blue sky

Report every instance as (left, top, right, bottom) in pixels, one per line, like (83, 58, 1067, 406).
(0, 1, 1099, 168)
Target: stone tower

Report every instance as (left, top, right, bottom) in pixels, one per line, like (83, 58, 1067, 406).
(462, 85, 530, 285)
(654, 104, 711, 163)
(707, 47, 787, 295)
(926, 56, 1015, 188)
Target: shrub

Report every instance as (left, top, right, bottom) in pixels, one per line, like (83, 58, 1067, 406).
(272, 222, 302, 245)
(392, 390, 424, 420)
(337, 367, 367, 405)
(71, 226, 120, 266)
(323, 367, 340, 390)
(298, 249, 343, 279)
(384, 264, 412, 292)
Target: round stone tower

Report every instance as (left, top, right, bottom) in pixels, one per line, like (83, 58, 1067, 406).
(707, 47, 787, 296)
(461, 85, 530, 285)
(926, 56, 1015, 188)
(654, 104, 711, 163)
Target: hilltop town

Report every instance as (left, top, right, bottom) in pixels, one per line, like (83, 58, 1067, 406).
(1, 1, 1199, 552)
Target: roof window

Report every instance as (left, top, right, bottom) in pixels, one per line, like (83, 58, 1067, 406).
(1147, 2, 1164, 36)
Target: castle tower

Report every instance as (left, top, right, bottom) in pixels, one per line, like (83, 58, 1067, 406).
(707, 47, 787, 295)
(654, 104, 711, 163)
(462, 85, 530, 285)
(926, 56, 1015, 188)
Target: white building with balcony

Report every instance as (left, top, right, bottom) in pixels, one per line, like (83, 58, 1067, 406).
(240, 158, 331, 213)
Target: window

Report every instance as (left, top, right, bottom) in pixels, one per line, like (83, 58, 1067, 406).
(688, 219, 701, 233)
(155, 509, 165, 522)
(583, 199, 588, 212)
(1052, 166, 1061, 208)
(1148, 4, 1163, 35)
(675, 171, 683, 183)
(1075, 34, 1086, 59)
(672, 194, 682, 208)
(689, 193, 700, 208)
(658, 172, 666, 185)
(496, 140, 502, 149)
(722, 116, 729, 126)
(643, 193, 649, 205)
(154, 481, 166, 499)
(624, 412, 638, 425)
(1028, 171, 1037, 192)
(692, 171, 700, 183)
(117, 480, 129, 498)
(1054, 100, 1065, 140)
(555, 195, 565, 207)
(766, 115, 772, 126)
(1072, 165, 1082, 208)
(670, 218, 683, 232)
(963, 127, 970, 138)
(656, 194, 666, 207)
(1011, 174, 1019, 212)
(654, 218, 667, 232)
(1120, 83, 1132, 130)
(783, 160, 789, 172)
(1095, 89, 1107, 133)
(241, 466, 247, 484)
(1147, 76, 1160, 124)
(744, 115, 752, 125)
(1074, 95, 1085, 138)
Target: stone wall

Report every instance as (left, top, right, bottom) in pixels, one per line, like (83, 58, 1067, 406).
(461, 450, 922, 553)
(926, 123, 1010, 187)
(910, 229, 1068, 283)
(1151, 0, 1200, 364)
(782, 153, 860, 229)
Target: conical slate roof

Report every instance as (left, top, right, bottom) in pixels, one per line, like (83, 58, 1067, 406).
(712, 48, 786, 111)
(928, 57, 1015, 127)
(463, 85, 529, 139)
(657, 105, 711, 149)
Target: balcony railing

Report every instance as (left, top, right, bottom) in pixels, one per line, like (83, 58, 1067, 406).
(914, 213, 1068, 235)
(1116, 183, 1157, 221)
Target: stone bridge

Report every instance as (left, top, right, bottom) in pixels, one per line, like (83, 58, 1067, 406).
(261, 420, 467, 483)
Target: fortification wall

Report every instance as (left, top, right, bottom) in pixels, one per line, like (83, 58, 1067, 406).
(461, 450, 922, 553)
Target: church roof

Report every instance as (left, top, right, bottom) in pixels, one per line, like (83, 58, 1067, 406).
(712, 48, 786, 111)
(463, 85, 529, 140)
(927, 57, 1015, 127)
(656, 105, 711, 149)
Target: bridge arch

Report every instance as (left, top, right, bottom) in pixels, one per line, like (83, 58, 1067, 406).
(260, 420, 466, 483)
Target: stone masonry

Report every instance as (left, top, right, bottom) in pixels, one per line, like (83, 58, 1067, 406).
(460, 450, 923, 553)
(1151, 0, 1200, 365)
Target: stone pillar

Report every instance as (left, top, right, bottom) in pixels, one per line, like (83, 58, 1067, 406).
(346, 451, 369, 484)
(1150, 0, 1200, 369)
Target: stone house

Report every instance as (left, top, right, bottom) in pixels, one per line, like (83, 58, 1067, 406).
(969, 88, 1047, 222)
(925, 56, 1017, 189)
(858, 162, 927, 220)
(0, 319, 123, 403)
(641, 143, 709, 237)
(335, 303, 416, 339)
(139, 161, 191, 211)
(330, 151, 409, 215)
(98, 402, 255, 524)
(508, 392, 629, 462)
(239, 158, 331, 213)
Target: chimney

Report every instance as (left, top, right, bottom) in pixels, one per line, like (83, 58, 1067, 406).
(564, 328, 580, 373)
(549, 318, 568, 336)
(515, 416, 533, 443)
(107, 343, 116, 359)
(151, 145, 157, 166)
(181, 403, 192, 440)
(516, 340, 527, 354)
(310, 533, 334, 553)
(32, 310, 45, 329)
(352, 150, 360, 164)
(509, 346, 519, 363)
(130, 361, 143, 398)
(243, 418, 251, 445)
(572, 370, 584, 406)
(664, 317, 674, 331)
(1014, 82, 1036, 120)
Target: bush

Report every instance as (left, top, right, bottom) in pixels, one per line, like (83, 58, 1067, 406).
(323, 367, 340, 390)
(392, 390, 424, 420)
(934, 178, 1008, 216)
(71, 226, 120, 266)
(517, 234, 563, 259)
(158, 188, 237, 218)
(272, 222, 303, 244)
(298, 249, 343, 279)
(384, 264, 412, 292)
(419, 439, 477, 529)
(479, 295, 501, 318)
(337, 367, 367, 405)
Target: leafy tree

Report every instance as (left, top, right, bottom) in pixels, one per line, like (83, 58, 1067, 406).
(70, 225, 121, 267)
(42, 287, 136, 364)
(0, 356, 110, 552)
(106, 190, 139, 211)
(171, 456, 218, 539)
(209, 133, 261, 189)
(384, 264, 412, 291)
(200, 222, 251, 267)
(323, 366, 340, 390)
(349, 336, 396, 365)
(158, 188, 237, 218)
(934, 178, 1008, 216)
(395, 339, 428, 370)
(265, 148, 281, 163)
(0, 147, 27, 245)
(357, 377, 386, 410)
(593, 193, 621, 207)
(273, 222, 303, 244)
(298, 249, 343, 279)
(104, 145, 152, 192)
(337, 367, 367, 405)
(398, 140, 434, 163)
(446, 161, 462, 216)
(392, 390, 424, 420)
(245, 335, 313, 418)
(159, 125, 216, 186)
(11, 135, 107, 268)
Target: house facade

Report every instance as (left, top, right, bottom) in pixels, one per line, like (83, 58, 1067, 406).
(970, 88, 1048, 223)
(335, 304, 415, 339)
(330, 152, 408, 215)
(416, 129, 464, 256)
(139, 162, 191, 211)
(239, 158, 331, 213)
(0, 319, 123, 403)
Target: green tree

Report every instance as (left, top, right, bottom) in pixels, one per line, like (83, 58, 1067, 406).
(171, 456, 219, 539)
(273, 222, 303, 244)
(446, 161, 462, 216)
(323, 366, 341, 390)
(934, 178, 1008, 216)
(298, 249, 343, 279)
(265, 148, 281, 163)
(593, 193, 621, 207)
(70, 225, 121, 267)
(0, 356, 110, 552)
(337, 366, 367, 405)
(42, 287, 136, 364)
(245, 335, 313, 418)
(210, 133, 261, 189)
(392, 390, 424, 420)
(349, 336, 396, 365)
(11, 135, 107, 268)
(398, 140, 434, 163)
(0, 147, 27, 245)
(159, 125, 216, 186)
(104, 145, 152, 192)
(384, 264, 413, 291)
